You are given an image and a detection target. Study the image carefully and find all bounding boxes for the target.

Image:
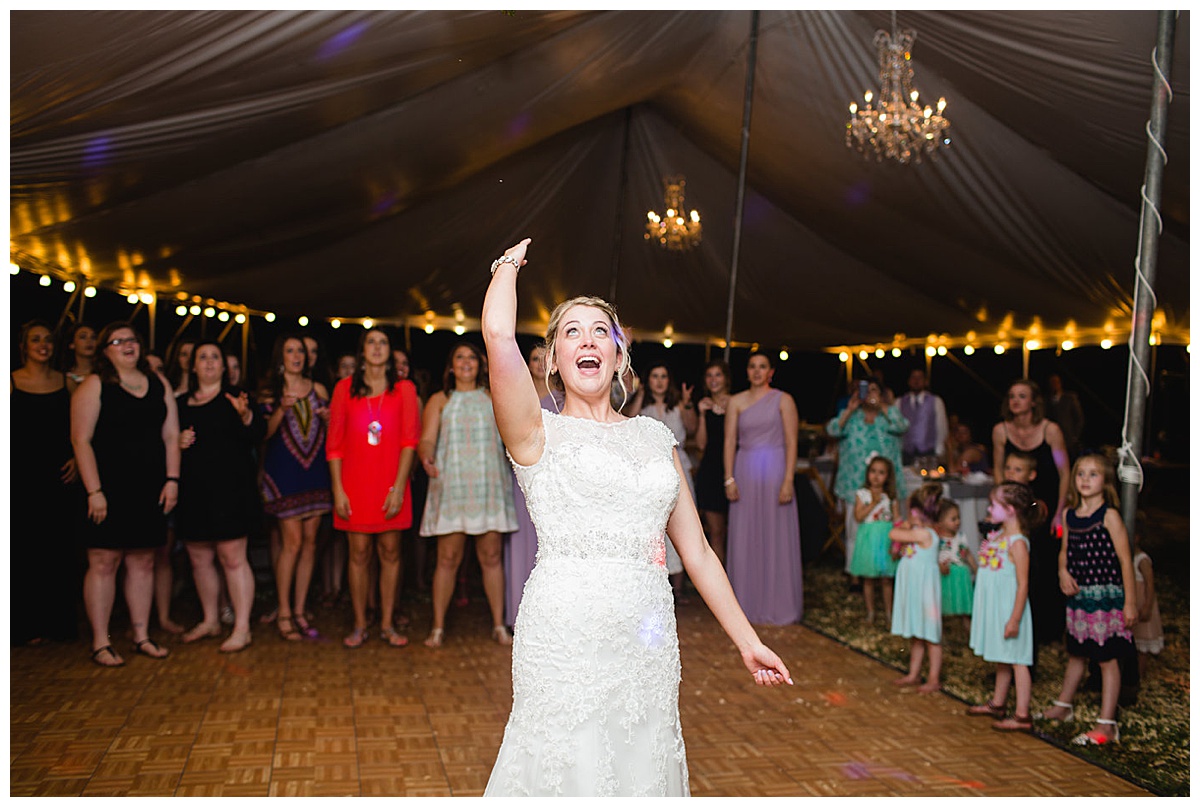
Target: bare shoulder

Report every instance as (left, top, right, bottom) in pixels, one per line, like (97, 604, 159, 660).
(314, 381, 330, 402)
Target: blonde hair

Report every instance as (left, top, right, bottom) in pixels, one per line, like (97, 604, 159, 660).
(1067, 453, 1120, 509)
(543, 295, 632, 409)
(992, 481, 1049, 535)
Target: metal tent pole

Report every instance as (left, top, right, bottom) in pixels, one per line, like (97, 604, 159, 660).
(722, 10, 760, 363)
(1118, 10, 1176, 537)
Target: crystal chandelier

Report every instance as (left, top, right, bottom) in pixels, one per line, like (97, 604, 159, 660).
(845, 12, 950, 164)
(645, 177, 702, 251)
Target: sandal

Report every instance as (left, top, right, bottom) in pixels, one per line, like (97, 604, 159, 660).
(343, 627, 369, 649)
(219, 632, 253, 654)
(294, 614, 319, 639)
(133, 638, 169, 659)
(1072, 719, 1120, 746)
(91, 645, 125, 668)
(380, 627, 409, 647)
(492, 625, 513, 646)
(993, 714, 1033, 732)
(276, 615, 302, 642)
(1034, 700, 1075, 723)
(424, 628, 445, 648)
(967, 700, 1006, 718)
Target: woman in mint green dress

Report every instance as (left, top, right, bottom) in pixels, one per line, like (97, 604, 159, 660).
(419, 341, 518, 648)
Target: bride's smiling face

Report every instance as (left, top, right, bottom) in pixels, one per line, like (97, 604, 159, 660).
(552, 304, 619, 398)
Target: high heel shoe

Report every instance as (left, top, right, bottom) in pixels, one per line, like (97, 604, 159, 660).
(1034, 700, 1075, 723)
(1072, 718, 1119, 746)
(424, 628, 445, 648)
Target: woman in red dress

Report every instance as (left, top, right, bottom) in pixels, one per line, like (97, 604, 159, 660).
(327, 328, 421, 648)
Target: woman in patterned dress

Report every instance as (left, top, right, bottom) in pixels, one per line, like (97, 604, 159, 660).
(825, 378, 909, 576)
(259, 334, 332, 641)
(418, 341, 517, 647)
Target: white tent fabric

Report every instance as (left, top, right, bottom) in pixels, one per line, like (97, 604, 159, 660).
(10, 10, 1190, 349)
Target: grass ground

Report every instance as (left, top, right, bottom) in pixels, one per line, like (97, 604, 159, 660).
(800, 506, 1190, 797)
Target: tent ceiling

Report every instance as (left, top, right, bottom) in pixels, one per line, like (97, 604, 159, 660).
(10, 10, 1190, 349)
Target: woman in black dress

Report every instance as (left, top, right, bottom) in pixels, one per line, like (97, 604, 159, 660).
(991, 378, 1071, 648)
(176, 340, 263, 652)
(11, 320, 82, 645)
(693, 360, 732, 566)
(71, 322, 180, 666)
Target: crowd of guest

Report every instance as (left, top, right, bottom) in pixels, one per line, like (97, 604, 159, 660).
(16, 312, 1152, 735)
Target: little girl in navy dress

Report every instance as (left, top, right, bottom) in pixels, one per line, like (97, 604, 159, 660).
(1036, 454, 1136, 746)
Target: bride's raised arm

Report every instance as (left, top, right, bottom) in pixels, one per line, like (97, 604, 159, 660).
(482, 238, 544, 467)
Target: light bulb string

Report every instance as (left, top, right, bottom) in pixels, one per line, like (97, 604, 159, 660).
(1118, 43, 1174, 492)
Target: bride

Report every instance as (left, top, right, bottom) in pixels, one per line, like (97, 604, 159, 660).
(480, 238, 792, 797)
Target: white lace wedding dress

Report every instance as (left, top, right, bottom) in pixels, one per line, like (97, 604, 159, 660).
(483, 410, 689, 797)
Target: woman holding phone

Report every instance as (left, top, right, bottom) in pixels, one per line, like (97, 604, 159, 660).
(825, 377, 909, 578)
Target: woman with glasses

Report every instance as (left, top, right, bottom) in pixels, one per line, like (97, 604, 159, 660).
(71, 322, 180, 666)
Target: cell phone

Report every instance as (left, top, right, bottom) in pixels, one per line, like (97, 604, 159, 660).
(858, 380, 870, 399)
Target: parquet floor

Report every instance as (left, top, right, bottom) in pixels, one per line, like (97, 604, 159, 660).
(10, 598, 1149, 797)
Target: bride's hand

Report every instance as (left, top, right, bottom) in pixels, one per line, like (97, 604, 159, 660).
(741, 643, 793, 687)
(501, 238, 532, 268)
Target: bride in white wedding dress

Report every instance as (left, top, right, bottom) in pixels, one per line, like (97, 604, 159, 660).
(480, 238, 793, 797)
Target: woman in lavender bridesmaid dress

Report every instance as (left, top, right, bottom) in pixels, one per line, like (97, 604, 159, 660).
(723, 352, 804, 625)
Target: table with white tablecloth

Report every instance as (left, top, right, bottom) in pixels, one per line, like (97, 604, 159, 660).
(902, 468, 994, 554)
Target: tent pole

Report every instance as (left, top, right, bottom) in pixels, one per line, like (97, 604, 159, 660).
(608, 107, 633, 303)
(1118, 10, 1176, 538)
(722, 10, 760, 364)
(241, 318, 250, 379)
(148, 296, 158, 351)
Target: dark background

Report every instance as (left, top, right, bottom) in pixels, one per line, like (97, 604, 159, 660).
(10, 269, 1190, 476)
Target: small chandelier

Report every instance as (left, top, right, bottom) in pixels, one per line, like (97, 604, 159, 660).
(845, 12, 950, 164)
(645, 176, 701, 251)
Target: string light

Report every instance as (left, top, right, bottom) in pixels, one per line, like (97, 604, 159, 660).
(235, 313, 247, 324)
(891, 347, 902, 358)
(838, 351, 849, 363)
(1024, 339, 1040, 350)
(175, 305, 188, 316)
(963, 345, 975, 355)
(875, 348, 885, 358)
(126, 292, 139, 303)
(1061, 339, 1074, 351)
(10, 262, 20, 275)
(1101, 339, 1113, 349)
(265, 312, 276, 322)
(663, 337, 673, 348)
(63, 280, 76, 293)
(936, 346, 947, 356)
(84, 286, 97, 297)
(454, 324, 466, 335)
(330, 319, 341, 329)
(218, 311, 230, 322)
(363, 318, 375, 329)
(298, 315, 309, 327)
(779, 348, 789, 361)
(189, 304, 201, 315)
(424, 323, 435, 334)
(40, 275, 52, 287)
(925, 346, 936, 357)
(203, 307, 216, 318)
(858, 350, 868, 360)
(994, 344, 1006, 354)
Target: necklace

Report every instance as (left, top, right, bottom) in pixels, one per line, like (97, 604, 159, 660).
(365, 391, 383, 445)
(120, 375, 147, 395)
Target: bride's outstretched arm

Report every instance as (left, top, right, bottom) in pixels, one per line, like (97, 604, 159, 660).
(482, 238, 544, 467)
(666, 451, 793, 687)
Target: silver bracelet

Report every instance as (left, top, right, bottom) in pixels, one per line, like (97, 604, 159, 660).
(490, 255, 520, 275)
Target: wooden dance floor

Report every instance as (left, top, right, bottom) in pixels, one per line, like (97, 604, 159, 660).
(10, 600, 1148, 797)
